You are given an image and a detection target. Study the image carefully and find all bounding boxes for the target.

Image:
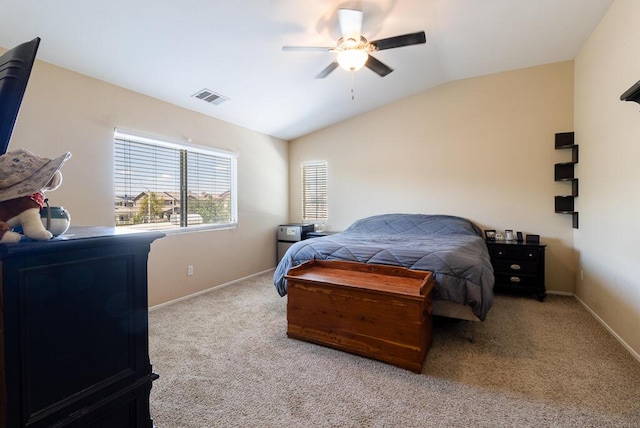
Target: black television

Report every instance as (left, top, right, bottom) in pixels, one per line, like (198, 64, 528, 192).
(0, 37, 40, 155)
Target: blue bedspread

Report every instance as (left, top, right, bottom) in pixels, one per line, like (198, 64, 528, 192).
(273, 213, 495, 320)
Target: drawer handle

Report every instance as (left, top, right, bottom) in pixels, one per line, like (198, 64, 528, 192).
(528, 253, 533, 257)
(498, 251, 503, 255)
(510, 264, 521, 270)
(510, 277, 521, 283)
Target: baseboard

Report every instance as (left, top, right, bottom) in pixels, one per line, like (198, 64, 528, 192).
(573, 294, 640, 363)
(149, 268, 275, 312)
(514, 290, 639, 362)
(546, 290, 573, 296)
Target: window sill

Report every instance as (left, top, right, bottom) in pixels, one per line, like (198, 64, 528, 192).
(117, 223, 238, 236)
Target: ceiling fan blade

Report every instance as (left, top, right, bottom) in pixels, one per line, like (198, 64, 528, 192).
(365, 55, 393, 77)
(315, 62, 339, 79)
(282, 46, 333, 52)
(338, 8, 363, 38)
(370, 31, 426, 51)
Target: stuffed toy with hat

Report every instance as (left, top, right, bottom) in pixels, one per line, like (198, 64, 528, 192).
(0, 149, 71, 243)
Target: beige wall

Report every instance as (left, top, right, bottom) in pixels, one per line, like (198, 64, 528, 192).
(574, 0, 640, 357)
(290, 62, 576, 293)
(4, 57, 289, 306)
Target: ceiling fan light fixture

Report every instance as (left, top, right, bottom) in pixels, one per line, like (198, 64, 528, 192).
(283, 9, 426, 79)
(337, 49, 369, 72)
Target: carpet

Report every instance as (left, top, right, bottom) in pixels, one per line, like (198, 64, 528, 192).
(148, 271, 640, 427)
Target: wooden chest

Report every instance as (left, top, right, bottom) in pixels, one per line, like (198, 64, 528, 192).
(285, 260, 434, 373)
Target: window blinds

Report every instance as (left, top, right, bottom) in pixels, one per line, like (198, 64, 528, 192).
(302, 162, 328, 221)
(114, 132, 236, 230)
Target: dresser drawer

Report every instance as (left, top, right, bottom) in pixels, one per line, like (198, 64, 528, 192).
(494, 273, 543, 288)
(490, 246, 542, 261)
(491, 259, 538, 274)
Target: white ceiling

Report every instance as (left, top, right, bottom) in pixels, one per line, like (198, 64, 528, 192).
(0, 0, 613, 141)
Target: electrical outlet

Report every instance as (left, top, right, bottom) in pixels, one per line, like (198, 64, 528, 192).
(187, 265, 194, 276)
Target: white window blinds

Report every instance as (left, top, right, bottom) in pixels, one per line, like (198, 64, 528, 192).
(114, 131, 237, 230)
(302, 161, 328, 221)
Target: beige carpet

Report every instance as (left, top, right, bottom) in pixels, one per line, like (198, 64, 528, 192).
(148, 271, 640, 427)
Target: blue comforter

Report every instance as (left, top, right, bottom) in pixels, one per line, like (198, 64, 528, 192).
(273, 213, 495, 320)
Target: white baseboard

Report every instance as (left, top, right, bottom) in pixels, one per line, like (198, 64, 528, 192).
(546, 290, 573, 296)
(149, 268, 275, 312)
(573, 294, 640, 363)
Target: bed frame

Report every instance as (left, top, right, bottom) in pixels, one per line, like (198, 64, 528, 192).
(432, 300, 480, 342)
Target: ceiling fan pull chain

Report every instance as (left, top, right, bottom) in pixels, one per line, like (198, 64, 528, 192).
(351, 71, 355, 101)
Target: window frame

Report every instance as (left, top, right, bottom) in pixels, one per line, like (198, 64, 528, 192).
(113, 129, 238, 233)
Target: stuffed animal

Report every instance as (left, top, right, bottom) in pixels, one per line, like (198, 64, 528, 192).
(0, 149, 71, 243)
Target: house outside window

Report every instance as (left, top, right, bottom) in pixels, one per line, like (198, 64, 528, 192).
(302, 161, 328, 222)
(114, 130, 237, 231)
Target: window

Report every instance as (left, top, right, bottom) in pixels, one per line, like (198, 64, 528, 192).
(302, 161, 328, 221)
(114, 130, 237, 231)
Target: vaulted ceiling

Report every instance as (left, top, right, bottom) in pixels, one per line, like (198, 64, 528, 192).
(0, 0, 613, 140)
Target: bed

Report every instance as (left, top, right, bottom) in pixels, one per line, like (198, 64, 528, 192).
(273, 213, 495, 321)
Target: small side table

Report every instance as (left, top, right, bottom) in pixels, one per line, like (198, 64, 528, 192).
(486, 240, 547, 301)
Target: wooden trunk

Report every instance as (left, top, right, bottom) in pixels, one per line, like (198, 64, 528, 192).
(285, 260, 434, 373)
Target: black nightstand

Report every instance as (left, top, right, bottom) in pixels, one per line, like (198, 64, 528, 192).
(486, 240, 547, 301)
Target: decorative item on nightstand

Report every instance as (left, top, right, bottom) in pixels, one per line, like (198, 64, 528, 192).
(484, 230, 496, 241)
(525, 234, 540, 244)
(504, 230, 514, 241)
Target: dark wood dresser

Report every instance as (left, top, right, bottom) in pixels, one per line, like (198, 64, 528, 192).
(0, 227, 164, 427)
(486, 240, 547, 301)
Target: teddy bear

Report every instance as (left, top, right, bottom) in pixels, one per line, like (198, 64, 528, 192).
(0, 149, 71, 243)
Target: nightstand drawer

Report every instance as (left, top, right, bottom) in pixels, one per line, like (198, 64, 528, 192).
(490, 246, 541, 261)
(492, 259, 538, 274)
(495, 273, 542, 288)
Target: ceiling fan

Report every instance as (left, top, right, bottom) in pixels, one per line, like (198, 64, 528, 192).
(283, 8, 426, 79)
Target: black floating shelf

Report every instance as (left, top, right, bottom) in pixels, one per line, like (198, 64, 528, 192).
(621, 80, 640, 105)
(554, 163, 575, 181)
(555, 132, 575, 148)
(555, 178, 579, 197)
(570, 145, 578, 163)
(554, 132, 578, 229)
(555, 196, 574, 212)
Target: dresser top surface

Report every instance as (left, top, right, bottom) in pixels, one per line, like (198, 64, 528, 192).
(0, 226, 165, 257)
(485, 240, 546, 247)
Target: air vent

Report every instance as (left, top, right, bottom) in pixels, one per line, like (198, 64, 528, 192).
(192, 88, 228, 105)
